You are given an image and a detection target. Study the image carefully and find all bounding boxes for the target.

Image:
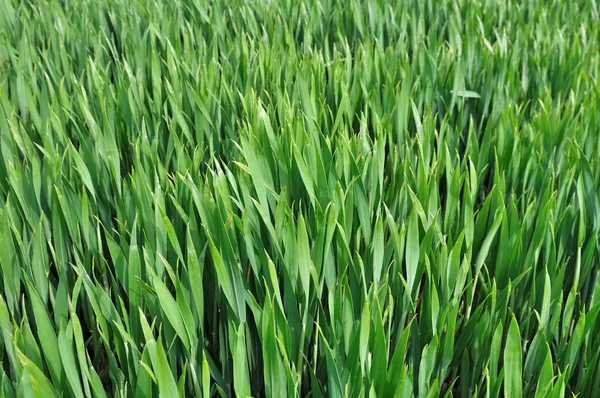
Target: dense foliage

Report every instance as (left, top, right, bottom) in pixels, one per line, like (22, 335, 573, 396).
(1, 0, 599, 396)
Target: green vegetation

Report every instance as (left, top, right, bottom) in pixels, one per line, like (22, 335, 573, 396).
(1, 0, 599, 396)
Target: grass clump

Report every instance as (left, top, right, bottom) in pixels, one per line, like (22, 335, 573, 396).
(0, 0, 599, 396)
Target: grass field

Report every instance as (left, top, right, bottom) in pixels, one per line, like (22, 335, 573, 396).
(1, 0, 600, 396)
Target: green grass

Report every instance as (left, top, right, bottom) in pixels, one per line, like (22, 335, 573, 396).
(1, 0, 599, 396)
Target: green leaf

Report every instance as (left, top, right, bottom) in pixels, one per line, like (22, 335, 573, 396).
(58, 322, 84, 398)
(24, 276, 63, 385)
(297, 213, 312, 301)
(372, 214, 384, 286)
(406, 208, 420, 294)
(230, 322, 251, 397)
(140, 310, 180, 398)
(207, 233, 239, 318)
(504, 314, 522, 398)
(152, 270, 191, 352)
(16, 350, 60, 398)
